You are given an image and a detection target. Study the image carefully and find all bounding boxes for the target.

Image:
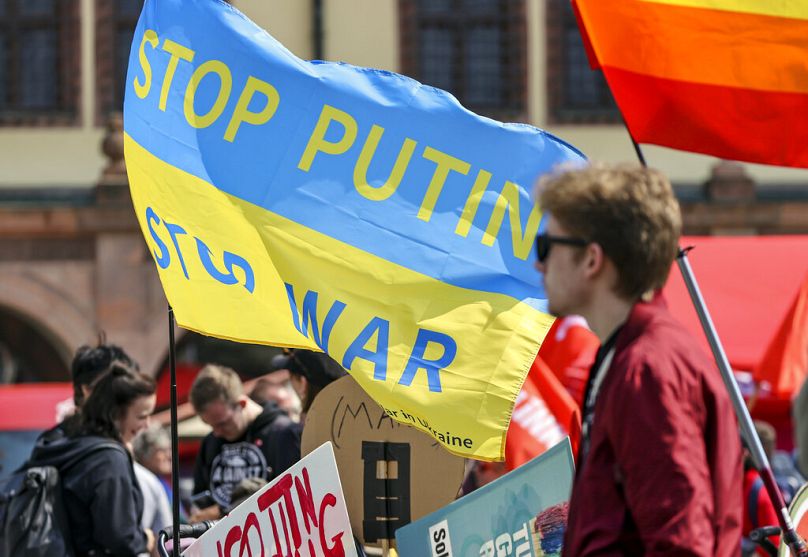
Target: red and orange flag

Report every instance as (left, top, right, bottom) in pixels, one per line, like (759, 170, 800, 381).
(754, 273, 808, 399)
(573, 0, 808, 168)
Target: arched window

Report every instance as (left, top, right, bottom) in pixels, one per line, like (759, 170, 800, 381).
(0, 305, 69, 383)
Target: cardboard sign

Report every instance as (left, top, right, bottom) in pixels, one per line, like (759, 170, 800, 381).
(395, 439, 574, 557)
(302, 376, 465, 548)
(184, 442, 357, 557)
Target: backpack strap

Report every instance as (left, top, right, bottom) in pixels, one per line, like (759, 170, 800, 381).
(749, 475, 764, 529)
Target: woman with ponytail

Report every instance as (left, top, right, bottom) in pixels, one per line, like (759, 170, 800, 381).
(28, 364, 157, 556)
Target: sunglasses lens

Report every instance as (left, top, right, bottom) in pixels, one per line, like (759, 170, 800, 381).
(535, 235, 549, 262)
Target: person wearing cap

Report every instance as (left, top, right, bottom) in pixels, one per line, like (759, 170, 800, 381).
(35, 338, 140, 445)
(189, 364, 300, 522)
(270, 349, 347, 421)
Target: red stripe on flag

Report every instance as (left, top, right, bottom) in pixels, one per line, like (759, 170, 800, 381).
(605, 67, 808, 168)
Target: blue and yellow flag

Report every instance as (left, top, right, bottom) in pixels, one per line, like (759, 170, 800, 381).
(124, 0, 585, 460)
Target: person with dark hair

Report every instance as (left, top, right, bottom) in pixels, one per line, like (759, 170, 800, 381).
(189, 364, 300, 522)
(38, 337, 139, 445)
(535, 163, 742, 555)
(27, 365, 157, 556)
(270, 349, 347, 420)
(71, 338, 139, 407)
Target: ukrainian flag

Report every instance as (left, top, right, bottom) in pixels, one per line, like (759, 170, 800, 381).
(124, 0, 585, 460)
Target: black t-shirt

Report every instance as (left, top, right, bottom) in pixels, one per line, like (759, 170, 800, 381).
(193, 402, 301, 507)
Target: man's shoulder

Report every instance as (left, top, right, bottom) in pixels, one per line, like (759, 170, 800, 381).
(619, 302, 710, 371)
(249, 403, 294, 436)
(199, 431, 225, 453)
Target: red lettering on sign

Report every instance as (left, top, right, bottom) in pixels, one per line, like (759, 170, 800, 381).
(217, 523, 242, 556)
(212, 465, 348, 557)
(295, 467, 318, 534)
(258, 473, 302, 551)
(238, 512, 265, 557)
(318, 493, 345, 557)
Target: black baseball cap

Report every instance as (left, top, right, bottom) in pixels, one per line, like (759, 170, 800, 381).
(270, 349, 346, 388)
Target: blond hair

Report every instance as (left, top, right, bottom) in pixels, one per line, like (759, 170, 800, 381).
(538, 162, 681, 300)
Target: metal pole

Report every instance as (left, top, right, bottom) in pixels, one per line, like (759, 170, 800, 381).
(629, 136, 647, 168)
(629, 137, 806, 554)
(312, 0, 324, 60)
(168, 305, 181, 556)
(676, 250, 805, 555)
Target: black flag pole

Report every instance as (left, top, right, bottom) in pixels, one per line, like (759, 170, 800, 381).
(629, 136, 806, 555)
(168, 305, 181, 556)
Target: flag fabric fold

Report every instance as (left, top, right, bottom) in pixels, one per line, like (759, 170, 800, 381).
(124, 0, 585, 460)
(753, 273, 808, 400)
(506, 356, 581, 470)
(573, 0, 808, 168)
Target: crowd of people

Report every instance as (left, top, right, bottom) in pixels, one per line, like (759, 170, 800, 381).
(9, 334, 359, 555)
(7, 162, 808, 556)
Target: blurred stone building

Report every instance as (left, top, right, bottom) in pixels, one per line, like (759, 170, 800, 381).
(1, 0, 807, 382)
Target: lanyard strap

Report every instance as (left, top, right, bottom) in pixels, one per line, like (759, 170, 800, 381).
(580, 346, 615, 463)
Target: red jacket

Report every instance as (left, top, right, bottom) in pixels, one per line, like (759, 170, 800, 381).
(563, 300, 743, 556)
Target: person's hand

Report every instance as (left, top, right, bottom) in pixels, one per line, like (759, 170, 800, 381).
(189, 504, 222, 523)
(144, 528, 155, 553)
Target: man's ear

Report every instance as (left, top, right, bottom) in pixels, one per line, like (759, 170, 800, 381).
(583, 242, 605, 278)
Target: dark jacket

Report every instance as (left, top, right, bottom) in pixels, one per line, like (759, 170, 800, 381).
(193, 402, 300, 508)
(563, 299, 743, 556)
(27, 433, 148, 556)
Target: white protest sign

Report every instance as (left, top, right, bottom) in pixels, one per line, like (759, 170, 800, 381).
(184, 442, 357, 557)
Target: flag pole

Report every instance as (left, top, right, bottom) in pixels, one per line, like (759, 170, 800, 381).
(629, 138, 807, 555)
(168, 305, 181, 555)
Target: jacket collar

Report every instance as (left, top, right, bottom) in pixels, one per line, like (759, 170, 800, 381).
(613, 291, 668, 355)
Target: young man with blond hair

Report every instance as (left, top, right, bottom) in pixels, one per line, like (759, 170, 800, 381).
(535, 163, 742, 555)
(190, 364, 299, 521)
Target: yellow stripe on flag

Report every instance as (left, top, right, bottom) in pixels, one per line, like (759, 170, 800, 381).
(125, 133, 553, 460)
(641, 0, 808, 21)
(640, 0, 808, 19)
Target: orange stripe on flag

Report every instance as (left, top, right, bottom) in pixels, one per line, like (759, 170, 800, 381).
(575, 0, 808, 94)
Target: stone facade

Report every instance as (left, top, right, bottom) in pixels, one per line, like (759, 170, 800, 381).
(0, 116, 176, 378)
(681, 161, 808, 236)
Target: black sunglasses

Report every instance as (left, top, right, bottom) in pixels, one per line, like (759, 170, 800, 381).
(535, 233, 589, 263)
